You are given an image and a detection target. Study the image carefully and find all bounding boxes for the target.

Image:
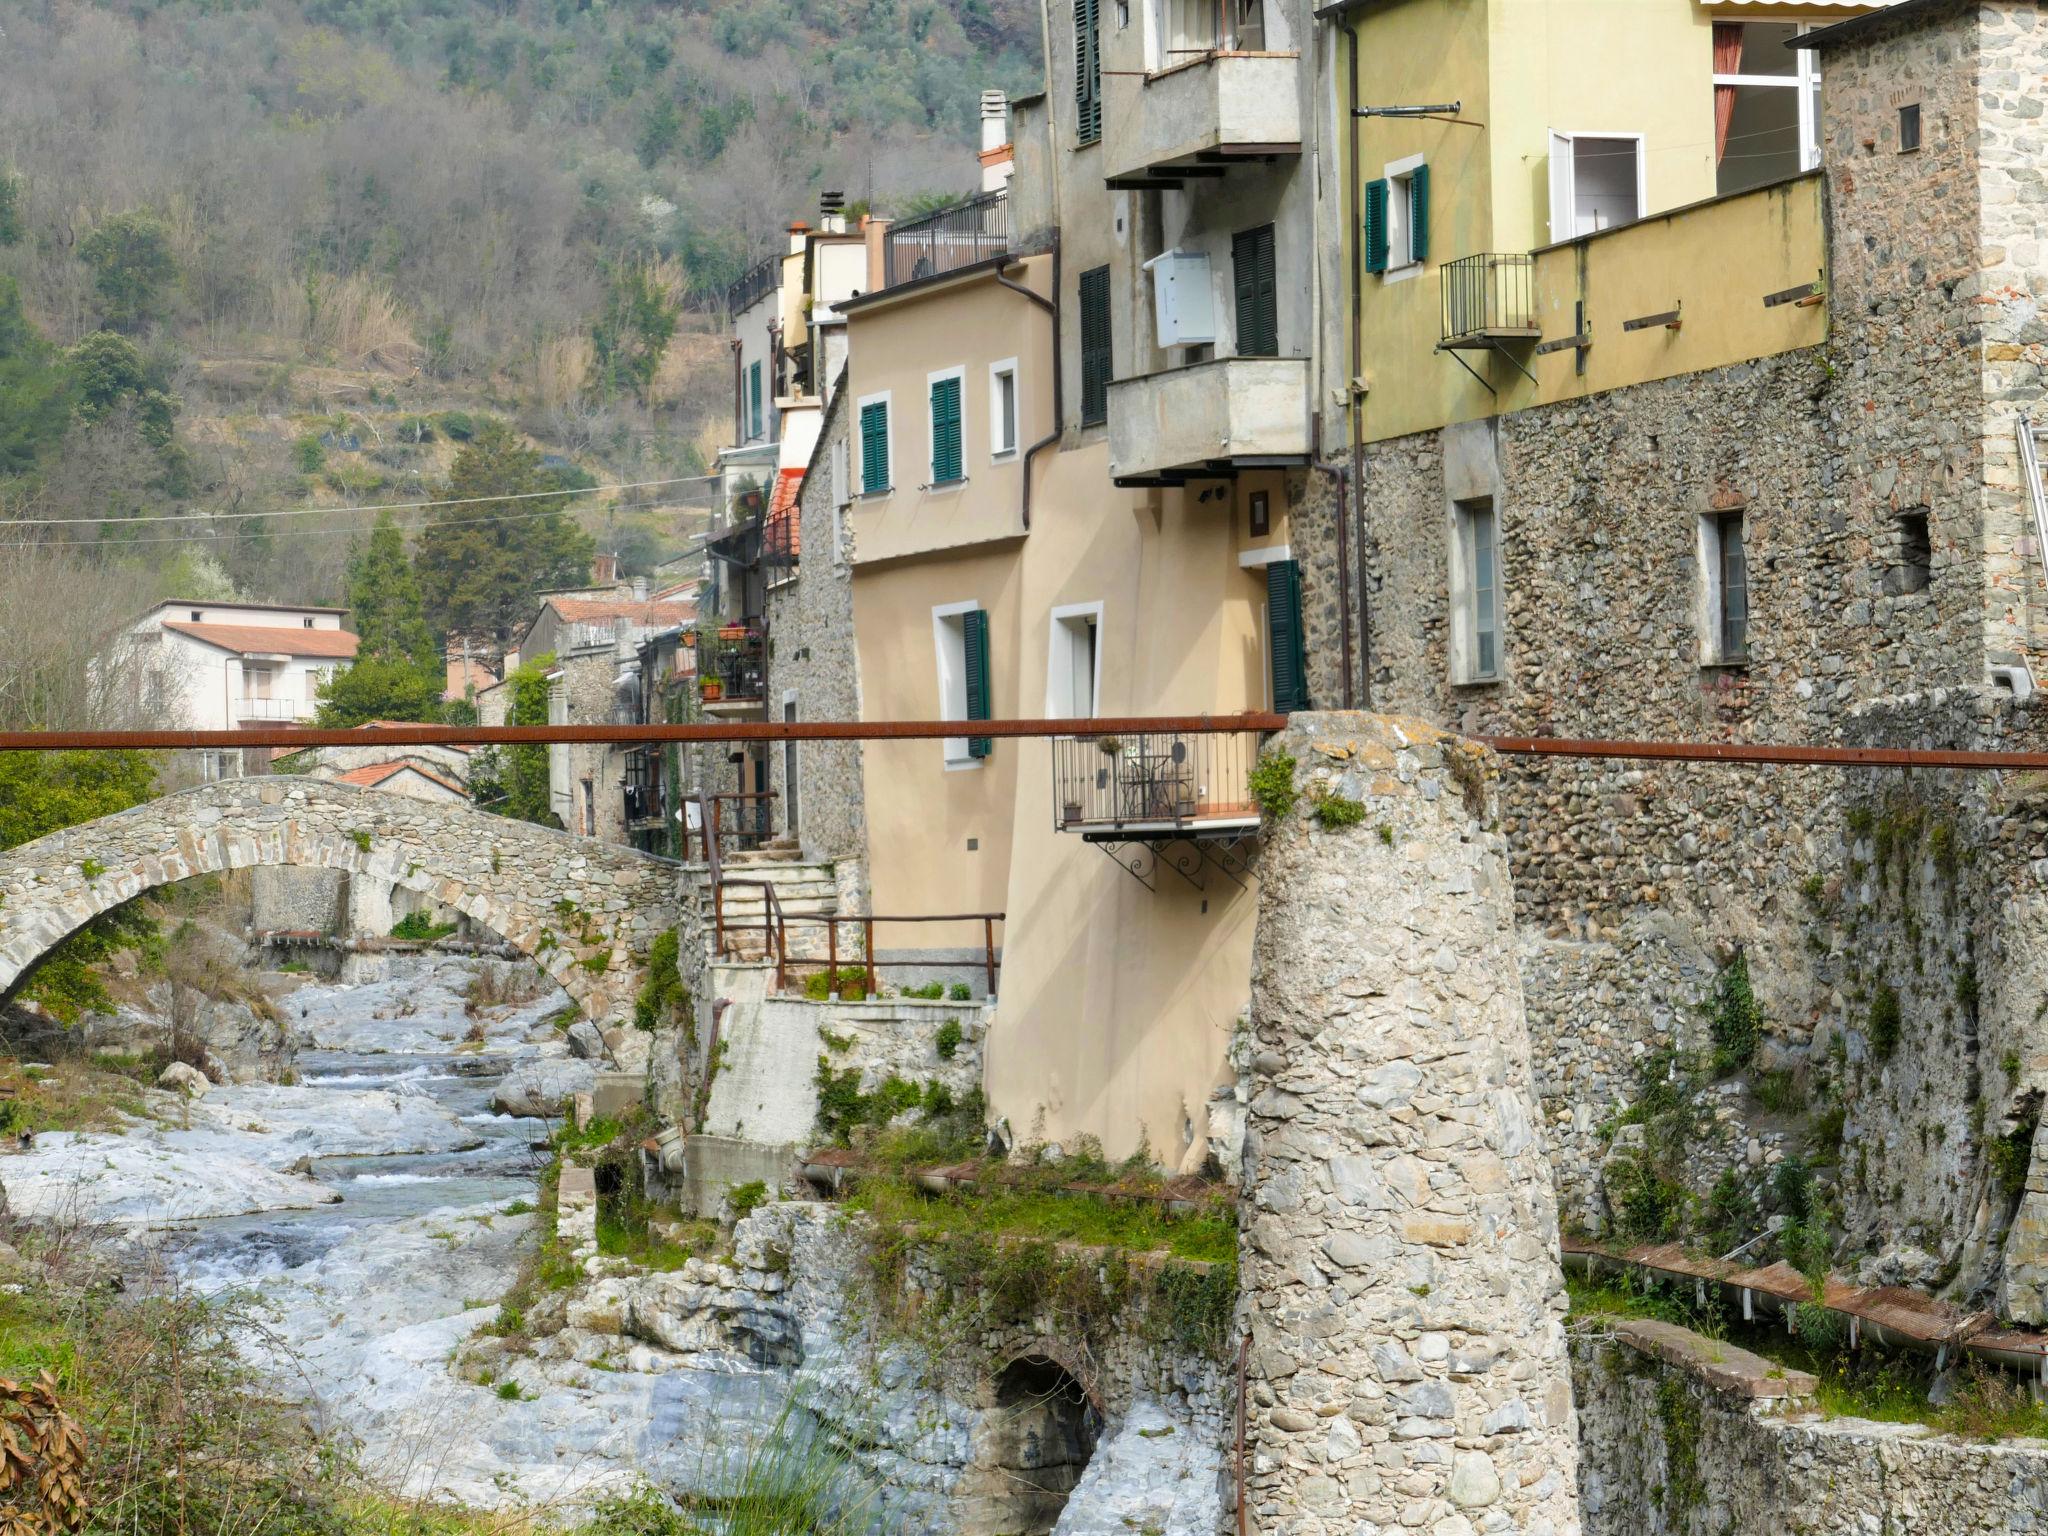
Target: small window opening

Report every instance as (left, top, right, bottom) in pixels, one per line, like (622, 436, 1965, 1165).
(1888, 509, 1932, 595)
(1899, 103, 1922, 153)
(190, 610, 204, 622)
(1702, 511, 1750, 664)
(303, 617, 315, 628)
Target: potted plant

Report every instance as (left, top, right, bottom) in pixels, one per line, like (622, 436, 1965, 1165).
(1062, 796, 1084, 823)
(700, 677, 724, 701)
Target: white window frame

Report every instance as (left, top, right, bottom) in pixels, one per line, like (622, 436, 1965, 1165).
(1448, 499, 1502, 685)
(829, 435, 849, 509)
(989, 357, 1020, 459)
(931, 599, 983, 769)
(1383, 152, 1425, 281)
(856, 389, 892, 497)
(1712, 22, 1824, 176)
(1045, 601, 1105, 719)
(1547, 130, 1647, 244)
(926, 364, 967, 490)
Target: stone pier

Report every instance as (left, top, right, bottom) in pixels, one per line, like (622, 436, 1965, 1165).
(1238, 714, 1581, 1536)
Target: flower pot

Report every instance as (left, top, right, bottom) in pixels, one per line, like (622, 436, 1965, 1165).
(700, 680, 724, 701)
(1062, 799, 1084, 823)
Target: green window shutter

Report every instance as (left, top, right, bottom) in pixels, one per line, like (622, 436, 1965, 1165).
(1078, 265, 1112, 426)
(1232, 224, 1277, 357)
(749, 362, 763, 438)
(1409, 163, 1430, 264)
(1266, 559, 1310, 713)
(963, 608, 993, 758)
(930, 376, 963, 483)
(1364, 179, 1390, 275)
(1075, 0, 1102, 145)
(859, 400, 889, 494)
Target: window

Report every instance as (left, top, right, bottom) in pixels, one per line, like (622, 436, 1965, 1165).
(1899, 103, 1922, 153)
(1888, 508, 1932, 596)
(1047, 604, 1102, 718)
(782, 696, 800, 842)
(989, 359, 1019, 457)
(1232, 225, 1278, 356)
(748, 361, 764, 440)
(302, 617, 315, 628)
(1078, 265, 1112, 426)
(1075, 0, 1102, 145)
(1712, 21, 1824, 195)
(1365, 160, 1429, 276)
(1451, 499, 1502, 683)
(1265, 559, 1309, 712)
(928, 368, 965, 485)
(1546, 132, 1644, 242)
(190, 610, 204, 622)
(830, 436, 849, 508)
(858, 393, 892, 494)
(933, 602, 993, 765)
(1700, 511, 1750, 664)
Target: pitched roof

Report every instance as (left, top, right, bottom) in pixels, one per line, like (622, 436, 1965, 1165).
(332, 761, 467, 796)
(545, 596, 696, 626)
(161, 621, 359, 659)
(765, 467, 803, 561)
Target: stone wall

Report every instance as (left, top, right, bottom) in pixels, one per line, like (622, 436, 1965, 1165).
(1572, 1319, 2048, 1535)
(765, 385, 869, 881)
(549, 644, 631, 844)
(0, 777, 677, 1025)
(1237, 714, 1581, 1536)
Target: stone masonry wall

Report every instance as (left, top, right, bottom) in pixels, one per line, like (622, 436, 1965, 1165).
(1572, 1323, 2048, 1535)
(766, 383, 869, 883)
(0, 777, 677, 1024)
(1238, 714, 1580, 1536)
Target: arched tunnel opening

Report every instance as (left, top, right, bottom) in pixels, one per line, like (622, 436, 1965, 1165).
(966, 1354, 1103, 1535)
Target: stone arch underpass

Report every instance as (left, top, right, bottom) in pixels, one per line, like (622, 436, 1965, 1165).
(0, 777, 680, 1024)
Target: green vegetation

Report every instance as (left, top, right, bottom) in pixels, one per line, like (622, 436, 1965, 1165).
(1868, 981, 1903, 1061)
(1989, 1125, 2034, 1201)
(948, 982, 972, 1001)
(813, 1061, 966, 1144)
(1247, 751, 1299, 821)
(726, 1180, 769, 1220)
(803, 966, 872, 1002)
(634, 928, 691, 1031)
(469, 653, 559, 828)
(78, 211, 178, 332)
(1654, 1376, 1705, 1517)
(935, 1019, 963, 1061)
(1708, 951, 1764, 1075)
(1311, 792, 1367, 830)
(901, 980, 946, 999)
(315, 513, 449, 726)
(388, 911, 458, 942)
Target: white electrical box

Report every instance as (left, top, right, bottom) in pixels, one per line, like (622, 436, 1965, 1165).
(1144, 249, 1216, 348)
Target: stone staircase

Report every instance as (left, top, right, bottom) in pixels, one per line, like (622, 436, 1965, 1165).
(687, 842, 842, 966)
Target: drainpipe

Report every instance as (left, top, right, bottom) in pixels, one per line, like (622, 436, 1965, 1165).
(1344, 15, 1372, 709)
(730, 338, 743, 450)
(994, 231, 1062, 532)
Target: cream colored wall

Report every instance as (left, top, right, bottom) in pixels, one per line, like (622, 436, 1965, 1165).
(985, 446, 1282, 1163)
(844, 257, 1055, 565)
(849, 545, 1024, 948)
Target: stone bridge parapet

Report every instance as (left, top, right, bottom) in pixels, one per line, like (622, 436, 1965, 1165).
(0, 777, 680, 1023)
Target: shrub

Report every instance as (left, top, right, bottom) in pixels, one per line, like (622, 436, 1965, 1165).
(935, 1019, 963, 1061)
(1989, 1126, 2033, 1201)
(1754, 1069, 1807, 1115)
(803, 966, 870, 1002)
(1868, 982, 1903, 1061)
(1606, 1154, 1687, 1241)
(388, 910, 456, 942)
(1709, 952, 1765, 1074)
(633, 928, 688, 1031)
(726, 1179, 768, 1221)
(1311, 793, 1366, 830)
(1247, 751, 1298, 821)
(948, 982, 972, 1001)
(901, 981, 944, 1000)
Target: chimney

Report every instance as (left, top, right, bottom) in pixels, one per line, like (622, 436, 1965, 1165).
(591, 552, 619, 586)
(980, 90, 1010, 155)
(820, 190, 847, 235)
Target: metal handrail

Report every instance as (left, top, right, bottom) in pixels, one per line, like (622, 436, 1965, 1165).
(883, 191, 1010, 288)
(1440, 252, 1537, 343)
(727, 255, 780, 316)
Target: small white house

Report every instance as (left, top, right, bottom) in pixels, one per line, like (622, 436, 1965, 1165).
(119, 599, 359, 730)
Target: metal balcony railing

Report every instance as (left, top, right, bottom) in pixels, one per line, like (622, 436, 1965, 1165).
(883, 192, 1010, 289)
(1052, 730, 1263, 833)
(726, 255, 780, 317)
(235, 697, 308, 721)
(1440, 253, 1538, 347)
(695, 623, 767, 706)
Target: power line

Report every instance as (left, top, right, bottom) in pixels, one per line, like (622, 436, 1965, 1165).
(0, 472, 724, 530)
(0, 499, 697, 551)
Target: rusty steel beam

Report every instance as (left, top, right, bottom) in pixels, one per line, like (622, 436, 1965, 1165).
(0, 714, 1287, 752)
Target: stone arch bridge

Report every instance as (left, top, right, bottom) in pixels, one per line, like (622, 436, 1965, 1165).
(0, 778, 681, 1023)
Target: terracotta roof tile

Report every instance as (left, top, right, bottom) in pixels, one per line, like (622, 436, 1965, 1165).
(331, 761, 466, 796)
(162, 621, 359, 659)
(545, 597, 696, 626)
(765, 467, 803, 560)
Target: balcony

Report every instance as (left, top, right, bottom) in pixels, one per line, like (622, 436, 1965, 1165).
(235, 697, 310, 722)
(726, 255, 780, 318)
(694, 623, 767, 715)
(882, 192, 1010, 290)
(1440, 253, 1539, 351)
(1052, 731, 1262, 837)
(1106, 356, 1311, 485)
(1101, 48, 1300, 188)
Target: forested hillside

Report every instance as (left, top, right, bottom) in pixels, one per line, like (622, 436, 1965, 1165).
(0, 0, 1039, 719)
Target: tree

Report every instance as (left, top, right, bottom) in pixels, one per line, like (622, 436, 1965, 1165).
(346, 514, 439, 675)
(414, 420, 594, 646)
(589, 264, 681, 404)
(0, 278, 72, 477)
(469, 653, 556, 827)
(68, 331, 176, 445)
(77, 211, 179, 332)
(313, 657, 445, 728)
(0, 172, 21, 247)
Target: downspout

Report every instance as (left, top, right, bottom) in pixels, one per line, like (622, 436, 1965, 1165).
(1344, 15, 1372, 708)
(994, 231, 1062, 532)
(1313, 18, 1354, 710)
(730, 338, 743, 449)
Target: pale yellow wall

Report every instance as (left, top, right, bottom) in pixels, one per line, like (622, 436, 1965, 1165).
(844, 256, 1056, 565)
(985, 445, 1285, 1163)
(1348, 0, 1854, 443)
(850, 545, 1024, 949)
